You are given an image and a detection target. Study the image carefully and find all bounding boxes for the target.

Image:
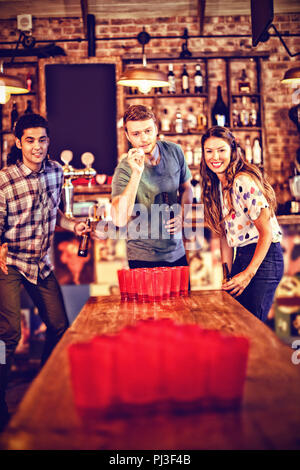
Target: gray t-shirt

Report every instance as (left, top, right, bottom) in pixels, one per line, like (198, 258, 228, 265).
(111, 140, 191, 262)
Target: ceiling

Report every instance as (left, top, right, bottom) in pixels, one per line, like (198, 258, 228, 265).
(0, 0, 299, 20)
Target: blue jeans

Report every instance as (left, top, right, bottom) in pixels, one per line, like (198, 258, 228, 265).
(230, 242, 284, 323)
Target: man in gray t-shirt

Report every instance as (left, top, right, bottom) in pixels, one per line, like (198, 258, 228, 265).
(111, 105, 193, 269)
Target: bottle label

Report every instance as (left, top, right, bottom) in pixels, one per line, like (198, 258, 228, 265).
(168, 76, 176, 92)
(215, 114, 226, 127)
(182, 76, 189, 90)
(195, 75, 203, 87)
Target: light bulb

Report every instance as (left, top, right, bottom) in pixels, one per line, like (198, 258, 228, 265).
(138, 80, 153, 94)
(0, 86, 11, 104)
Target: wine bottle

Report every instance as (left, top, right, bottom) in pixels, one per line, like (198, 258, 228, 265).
(240, 96, 250, 127)
(11, 101, 19, 131)
(167, 64, 176, 94)
(175, 109, 183, 133)
(24, 100, 33, 114)
(249, 98, 257, 126)
(78, 218, 91, 257)
(197, 102, 207, 131)
(222, 262, 231, 281)
(194, 64, 203, 94)
(252, 138, 262, 165)
(238, 69, 251, 93)
(211, 86, 228, 127)
(181, 64, 189, 94)
(187, 107, 197, 132)
(160, 108, 171, 132)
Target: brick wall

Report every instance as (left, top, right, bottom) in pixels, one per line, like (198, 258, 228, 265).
(0, 13, 300, 192)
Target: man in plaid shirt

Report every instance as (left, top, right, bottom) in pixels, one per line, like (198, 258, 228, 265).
(0, 114, 87, 430)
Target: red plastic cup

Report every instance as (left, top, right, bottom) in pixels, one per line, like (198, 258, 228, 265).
(209, 334, 249, 409)
(68, 341, 103, 411)
(134, 268, 148, 303)
(151, 269, 164, 302)
(144, 268, 154, 303)
(170, 266, 181, 297)
(91, 335, 117, 409)
(161, 267, 172, 300)
(117, 269, 128, 301)
(124, 269, 137, 301)
(180, 266, 189, 296)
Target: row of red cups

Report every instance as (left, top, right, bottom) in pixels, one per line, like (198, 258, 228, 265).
(68, 319, 250, 417)
(117, 266, 189, 302)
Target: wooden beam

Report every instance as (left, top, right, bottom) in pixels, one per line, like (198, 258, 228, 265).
(198, 0, 206, 36)
(80, 0, 88, 37)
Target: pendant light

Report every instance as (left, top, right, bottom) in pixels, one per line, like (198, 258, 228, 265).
(281, 66, 300, 85)
(118, 29, 169, 94)
(0, 62, 29, 104)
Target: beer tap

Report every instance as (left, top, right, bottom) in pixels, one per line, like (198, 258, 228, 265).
(60, 150, 97, 218)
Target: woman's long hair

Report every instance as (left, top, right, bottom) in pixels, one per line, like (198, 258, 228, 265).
(200, 126, 276, 236)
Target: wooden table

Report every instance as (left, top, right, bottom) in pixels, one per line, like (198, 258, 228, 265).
(1, 291, 300, 450)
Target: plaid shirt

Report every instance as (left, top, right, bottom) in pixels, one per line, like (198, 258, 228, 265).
(0, 159, 64, 284)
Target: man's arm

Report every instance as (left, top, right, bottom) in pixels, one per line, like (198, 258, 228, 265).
(111, 148, 144, 227)
(180, 179, 193, 208)
(56, 209, 87, 236)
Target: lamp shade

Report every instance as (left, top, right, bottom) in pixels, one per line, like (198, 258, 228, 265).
(0, 72, 29, 94)
(281, 67, 300, 84)
(118, 66, 170, 94)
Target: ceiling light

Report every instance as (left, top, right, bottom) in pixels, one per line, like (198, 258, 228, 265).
(117, 29, 169, 94)
(0, 63, 29, 103)
(281, 66, 300, 84)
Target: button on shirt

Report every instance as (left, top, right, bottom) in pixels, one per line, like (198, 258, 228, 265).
(0, 159, 64, 284)
(220, 174, 282, 248)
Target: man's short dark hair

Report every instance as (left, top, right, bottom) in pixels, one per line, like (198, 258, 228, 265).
(7, 113, 49, 166)
(14, 113, 50, 140)
(123, 105, 156, 129)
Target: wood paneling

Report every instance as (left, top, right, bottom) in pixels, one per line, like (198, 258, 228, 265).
(0, 0, 299, 21)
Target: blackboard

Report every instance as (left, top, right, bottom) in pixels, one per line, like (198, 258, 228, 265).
(45, 63, 117, 175)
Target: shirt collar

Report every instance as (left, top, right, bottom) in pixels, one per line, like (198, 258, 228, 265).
(17, 158, 47, 176)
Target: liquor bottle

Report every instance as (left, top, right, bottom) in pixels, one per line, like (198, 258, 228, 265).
(193, 142, 202, 165)
(252, 138, 262, 165)
(160, 108, 171, 132)
(175, 109, 183, 133)
(187, 107, 198, 132)
(211, 86, 228, 127)
(181, 64, 189, 94)
(240, 96, 250, 127)
(185, 144, 194, 166)
(191, 176, 201, 203)
(167, 64, 176, 94)
(155, 65, 162, 94)
(162, 192, 176, 239)
(232, 98, 240, 127)
(249, 98, 257, 127)
(78, 218, 91, 257)
(244, 137, 253, 163)
(11, 101, 19, 131)
(197, 102, 207, 131)
(24, 100, 33, 114)
(222, 262, 231, 281)
(238, 69, 250, 93)
(194, 64, 203, 94)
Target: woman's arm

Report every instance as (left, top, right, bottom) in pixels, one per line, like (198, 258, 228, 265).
(220, 233, 234, 273)
(222, 207, 273, 297)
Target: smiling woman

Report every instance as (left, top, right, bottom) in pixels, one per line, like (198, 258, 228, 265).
(200, 126, 284, 323)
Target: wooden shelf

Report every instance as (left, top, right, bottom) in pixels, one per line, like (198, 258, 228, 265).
(125, 93, 208, 99)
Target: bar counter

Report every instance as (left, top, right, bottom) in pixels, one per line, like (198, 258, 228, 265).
(1, 291, 300, 450)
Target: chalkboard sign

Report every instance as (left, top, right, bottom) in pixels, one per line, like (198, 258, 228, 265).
(45, 63, 117, 175)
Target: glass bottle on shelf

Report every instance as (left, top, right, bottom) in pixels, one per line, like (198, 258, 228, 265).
(211, 85, 228, 127)
(197, 102, 207, 131)
(181, 64, 190, 94)
(244, 136, 253, 163)
(11, 101, 19, 131)
(240, 96, 250, 127)
(238, 69, 251, 93)
(252, 138, 262, 165)
(187, 107, 198, 133)
(249, 98, 258, 127)
(175, 108, 184, 133)
(155, 65, 162, 94)
(26, 74, 32, 92)
(185, 144, 194, 166)
(167, 64, 176, 94)
(160, 108, 171, 132)
(194, 64, 203, 94)
(191, 175, 201, 203)
(232, 97, 240, 127)
(25, 100, 33, 114)
(193, 142, 202, 165)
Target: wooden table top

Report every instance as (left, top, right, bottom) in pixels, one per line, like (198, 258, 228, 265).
(1, 290, 300, 450)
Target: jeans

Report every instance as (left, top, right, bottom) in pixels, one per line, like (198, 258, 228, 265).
(230, 242, 284, 323)
(0, 267, 69, 403)
(128, 254, 189, 270)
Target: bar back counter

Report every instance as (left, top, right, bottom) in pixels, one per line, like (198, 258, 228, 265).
(1, 290, 300, 450)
